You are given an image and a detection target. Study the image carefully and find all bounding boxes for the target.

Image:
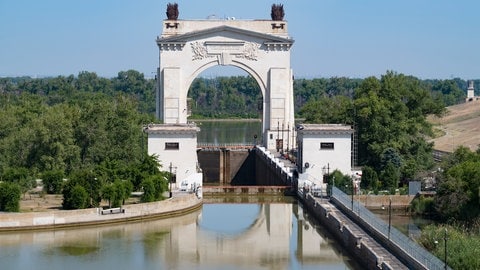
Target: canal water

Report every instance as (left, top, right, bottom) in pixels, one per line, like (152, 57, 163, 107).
(0, 196, 363, 270)
(195, 119, 262, 144)
(0, 120, 425, 269)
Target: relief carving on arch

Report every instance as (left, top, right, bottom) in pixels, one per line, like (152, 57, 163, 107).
(236, 42, 259, 61)
(191, 42, 209, 60)
(191, 41, 259, 61)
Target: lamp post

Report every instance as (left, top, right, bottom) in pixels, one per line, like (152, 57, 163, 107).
(444, 228, 448, 270)
(351, 177, 354, 210)
(169, 162, 177, 198)
(322, 163, 330, 196)
(388, 197, 392, 239)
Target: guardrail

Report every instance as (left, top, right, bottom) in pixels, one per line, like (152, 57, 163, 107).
(197, 143, 255, 150)
(332, 187, 449, 270)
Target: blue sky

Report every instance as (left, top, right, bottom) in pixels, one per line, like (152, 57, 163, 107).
(1, 0, 479, 79)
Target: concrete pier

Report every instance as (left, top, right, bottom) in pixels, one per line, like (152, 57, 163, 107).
(299, 192, 408, 269)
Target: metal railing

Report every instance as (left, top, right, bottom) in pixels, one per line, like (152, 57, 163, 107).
(332, 187, 449, 270)
(197, 143, 255, 150)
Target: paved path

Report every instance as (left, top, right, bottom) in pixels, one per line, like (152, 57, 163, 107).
(317, 198, 409, 269)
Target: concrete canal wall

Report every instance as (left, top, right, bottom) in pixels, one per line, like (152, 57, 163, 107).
(0, 194, 202, 232)
(198, 149, 251, 184)
(300, 193, 396, 270)
(198, 147, 294, 187)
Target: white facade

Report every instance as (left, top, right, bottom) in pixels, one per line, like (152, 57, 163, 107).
(156, 19, 295, 151)
(145, 124, 201, 189)
(466, 80, 476, 101)
(296, 124, 354, 190)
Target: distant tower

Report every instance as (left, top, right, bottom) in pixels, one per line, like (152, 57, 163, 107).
(467, 80, 475, 101)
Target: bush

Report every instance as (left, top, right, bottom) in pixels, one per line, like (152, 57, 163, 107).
(410, 195, 435, 215)
(141, 178, 155, 203)
(63, 180, 89, 210)
(69, 185, 89, 209)
(42, 170, 64, 194)
(0, 182, 21, 212)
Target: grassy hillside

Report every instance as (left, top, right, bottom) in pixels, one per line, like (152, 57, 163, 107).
(428, 99, 480, 152)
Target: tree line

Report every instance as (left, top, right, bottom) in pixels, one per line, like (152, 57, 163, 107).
(0, 70, 478, 214)
(0, 70, 166, 211)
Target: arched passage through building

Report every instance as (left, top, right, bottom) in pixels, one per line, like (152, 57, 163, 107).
(156, 19, 295, 150)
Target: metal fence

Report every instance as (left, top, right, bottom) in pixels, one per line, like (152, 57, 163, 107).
(332, 187, 449, 270)
(197, 143, 255, 149)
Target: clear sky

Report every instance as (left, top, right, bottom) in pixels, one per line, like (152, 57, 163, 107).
(1, 0, 479, 79)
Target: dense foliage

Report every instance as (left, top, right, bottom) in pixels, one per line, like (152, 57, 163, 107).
(188, 76, 262, 118)
(0, 70, 477, 211)
(300, 72, 448, 192)
(0, 71, 166, 210)
(0, 182, 21, 212)
(434, 146, 480, 221)
(419, 224, 480, 269)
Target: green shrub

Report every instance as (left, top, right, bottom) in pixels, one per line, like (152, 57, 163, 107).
(411, 195, 435, 215)
(0, 182, 21, 212)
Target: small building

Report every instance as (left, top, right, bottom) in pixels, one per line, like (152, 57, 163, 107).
(145, 123, 202, 190)
(296, 124, 354, 193)
(466, 80, 478, 102)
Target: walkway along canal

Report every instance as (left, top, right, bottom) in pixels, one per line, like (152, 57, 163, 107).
(297, 186, 450, 270)
(0, 193, 202, 232)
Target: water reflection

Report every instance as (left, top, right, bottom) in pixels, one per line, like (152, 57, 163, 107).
(0, 196, 362, 270)
(196, 120, 261, 144)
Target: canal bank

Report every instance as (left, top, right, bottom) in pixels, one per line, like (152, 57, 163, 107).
(0, 193, 202, 232)
(298, 191, 408, 269)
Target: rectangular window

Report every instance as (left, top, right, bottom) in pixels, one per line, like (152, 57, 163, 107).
(165, 142, 179, 150)
(320, 142, 334, 150)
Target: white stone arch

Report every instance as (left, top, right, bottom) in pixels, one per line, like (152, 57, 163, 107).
(156, 20, 295, 150)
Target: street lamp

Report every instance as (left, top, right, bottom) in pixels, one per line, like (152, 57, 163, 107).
(444, 228, 448, 270)
(388, 197, 392, 239)
(322, 163, 330, 195)
(351, 176, 354, 211)
(169, 162, 177, 198)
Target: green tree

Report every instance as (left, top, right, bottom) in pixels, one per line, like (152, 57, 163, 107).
(101, 184, 116, 208)
(360, 166, 379, 191)
(42, 170, 64, 194)
(381, 162, 400, 193)
(0, 182, 21, 212)
(141, 178, 155, 203)
(435, 146, 480, 220)
(69, 185, 89, 209)
(63, 170, 102, 208)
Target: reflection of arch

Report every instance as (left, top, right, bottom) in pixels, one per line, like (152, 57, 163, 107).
(197, 204, 265, 238)
(156, 20, 295, 150)
(195, 203, 293, 264)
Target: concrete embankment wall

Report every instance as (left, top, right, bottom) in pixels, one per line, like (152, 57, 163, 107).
(254, 148, 293, 186)
(0, 194, 202, 232)
(300, 193, 394, 270)
(355, 195, 415, 210)
(331, 196, 428, 270)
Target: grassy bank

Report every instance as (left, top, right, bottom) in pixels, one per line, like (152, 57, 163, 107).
(419, 223, 480, 269)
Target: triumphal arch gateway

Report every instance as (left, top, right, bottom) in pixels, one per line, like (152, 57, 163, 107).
(155, 11, 295, 150)
(147, 5, 296, 188)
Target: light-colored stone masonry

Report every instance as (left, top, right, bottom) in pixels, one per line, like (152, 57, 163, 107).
(0, 194, 202, 232)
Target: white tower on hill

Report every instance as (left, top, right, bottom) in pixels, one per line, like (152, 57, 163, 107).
(466, 80, 475, 101)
